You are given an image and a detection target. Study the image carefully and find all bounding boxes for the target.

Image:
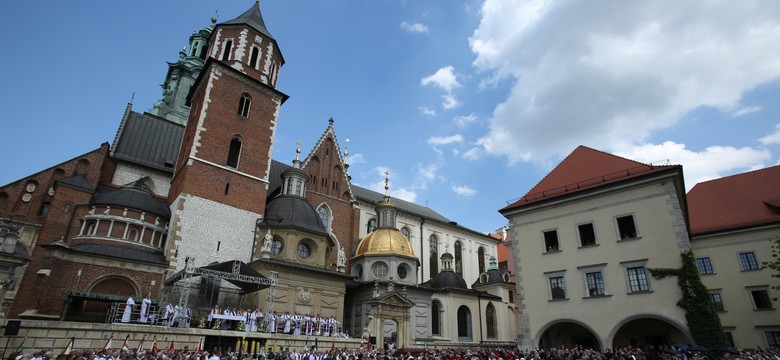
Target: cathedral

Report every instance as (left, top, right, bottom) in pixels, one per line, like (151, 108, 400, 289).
(0, 3, 516, 348)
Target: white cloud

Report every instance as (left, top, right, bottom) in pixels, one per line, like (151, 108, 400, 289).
(347, 153, 365, 165)
(731, 105, 762, 118)
(428, 134, 464, 145)
(454, 113, 478, 127)
(470, 0, 780, 164)
(419, 106, 437, 117)
(452, 184, 477, 196)
(400, 21, 429, 33)
(421, 65, 461, 93)
(417, 163, 440, 181)
(442, 94, 460, 109)
(759, 123, 780, 145)
(615, 141, 771, 189)
(463, 147, 482, 160)
(367, 166, 417, 202)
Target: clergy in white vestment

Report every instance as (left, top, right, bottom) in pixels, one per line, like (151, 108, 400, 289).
(268, 311, 277, 333)
(121, 295, 135, 322)
(164, 303, 175, 326)
(282, 312, 292, 334)
(139, 294, 151, 323)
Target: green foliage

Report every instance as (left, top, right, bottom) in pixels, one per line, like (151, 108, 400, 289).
(761, 235, 780, 289)
(649, 251, 727, 356)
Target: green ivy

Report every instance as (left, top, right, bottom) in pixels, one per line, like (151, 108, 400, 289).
(761, 235, 780, 289)
(649, 250, 727, 357)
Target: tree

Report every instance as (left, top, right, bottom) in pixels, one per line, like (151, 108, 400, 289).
(761, 235, 780, 289)
(649, 250, 727, 355)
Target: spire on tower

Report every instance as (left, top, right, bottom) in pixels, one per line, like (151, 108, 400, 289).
(295, 140, 302, 161)
(384, 171, 390, 196)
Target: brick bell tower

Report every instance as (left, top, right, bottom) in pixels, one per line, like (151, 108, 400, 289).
(168, 1, 288, 271)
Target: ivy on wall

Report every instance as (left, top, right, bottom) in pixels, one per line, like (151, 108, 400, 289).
(649, 250, 727, 356)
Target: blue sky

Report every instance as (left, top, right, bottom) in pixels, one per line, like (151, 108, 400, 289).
(2, 1, 780, 234)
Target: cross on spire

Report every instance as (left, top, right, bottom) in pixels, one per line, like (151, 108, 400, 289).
(384, 171, 390, 196)
(295, 140, 302, 160)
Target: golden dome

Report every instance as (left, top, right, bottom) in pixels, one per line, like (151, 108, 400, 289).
(353, 228, 416, 258)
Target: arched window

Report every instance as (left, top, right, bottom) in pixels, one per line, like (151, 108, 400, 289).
(221, 40, 232, 61)
(367, 218, 377, 233)
(431, 301, 442, 336)
(199, 44, 208, 60)
(454, 241, 463, 277)
(478, 247, 486, 273)
(271, 239, 283, 255)
(249, 47, 260, 69)
(317, 205, 331, 231)
(401, 227, 411, 240)
(486, 303, 497, 338)
(238, 93, 251, 117)
(297, 243, 311, 258)
(429, 235, 439, 277)
(372, 262, 388, 279)
(227, 137, 242, 168)
(127, 227, 140, 241)
(457, 306, 472, 340)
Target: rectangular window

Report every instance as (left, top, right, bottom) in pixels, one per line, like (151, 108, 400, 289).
(710, 292, 725, 312)
(626, 266, 650, 293)
(549, 276, 566, 300)
(586, 271, 605, 296)
(765, 331, 780, 348)
(751, 289, 773, 310)
(617, 215, 638, 239)
(697, 257, 714, 274)
(578, 223, 597, 246)
(543, 230, 560, 252)
(739, 252, 760, 271)
(508, 290, 514, 303)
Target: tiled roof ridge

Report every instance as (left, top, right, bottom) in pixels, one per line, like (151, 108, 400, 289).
(692, 164, 778, 187)
(505, 145, 677, 209)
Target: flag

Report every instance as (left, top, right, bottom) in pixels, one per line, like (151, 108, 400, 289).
(137, 335, 146, 353)
(63, 337, 75, 355)
(122, 335, 130, 352)
(168, 340, 175, 352)
(151, 336, 158, 353)
(16, 337, 26, 353)
(194, 337, 204, 354)
(103, 337, 113, 351)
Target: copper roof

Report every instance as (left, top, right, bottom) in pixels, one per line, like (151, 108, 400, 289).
(688, 165, 780, 235)
(501, 146, 678, 212)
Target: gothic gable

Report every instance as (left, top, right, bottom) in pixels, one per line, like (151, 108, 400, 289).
(301, 119, 354, 201)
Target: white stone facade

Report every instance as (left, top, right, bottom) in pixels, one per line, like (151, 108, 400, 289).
(168, 194, 260, 271)
(111, 162, 173, 197)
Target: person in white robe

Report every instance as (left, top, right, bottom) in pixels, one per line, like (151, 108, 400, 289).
(139, 294, 151, 323)
(293, 314, 303, 335)
(282, 312, 292, 334)
(208, 305, 219, 328)
(268, 311, 277, 333)
(121, 295, 135, 323)
(164, 303, 175, 326)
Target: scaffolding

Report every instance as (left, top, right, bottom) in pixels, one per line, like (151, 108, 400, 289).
(164, 258, 277, 328)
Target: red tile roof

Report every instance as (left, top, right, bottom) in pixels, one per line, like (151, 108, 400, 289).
(688, 165, 780, 235)
(501, 146, 678, 212)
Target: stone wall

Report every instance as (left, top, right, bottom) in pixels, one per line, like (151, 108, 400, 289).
(1, 320, 361, 354)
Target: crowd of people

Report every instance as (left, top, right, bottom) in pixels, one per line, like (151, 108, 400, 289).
(4, 344, 780, 360)
(206, 305, 346, 337)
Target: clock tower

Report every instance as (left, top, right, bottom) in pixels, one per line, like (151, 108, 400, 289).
(167, 2, 288, 271)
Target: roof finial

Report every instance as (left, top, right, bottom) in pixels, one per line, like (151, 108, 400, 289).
(384, 171, 390, 196)
(329, 117, 334, 126)
(212, 10, 218, 24)
(295, 140, 302, 161)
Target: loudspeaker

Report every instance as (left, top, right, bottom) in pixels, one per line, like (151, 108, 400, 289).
(4, 320, 20, 336)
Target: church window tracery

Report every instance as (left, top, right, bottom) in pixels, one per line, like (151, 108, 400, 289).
(429, 235, 439, 277)
(454, 241, 463, 277)
(317, 205, 331, 231)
